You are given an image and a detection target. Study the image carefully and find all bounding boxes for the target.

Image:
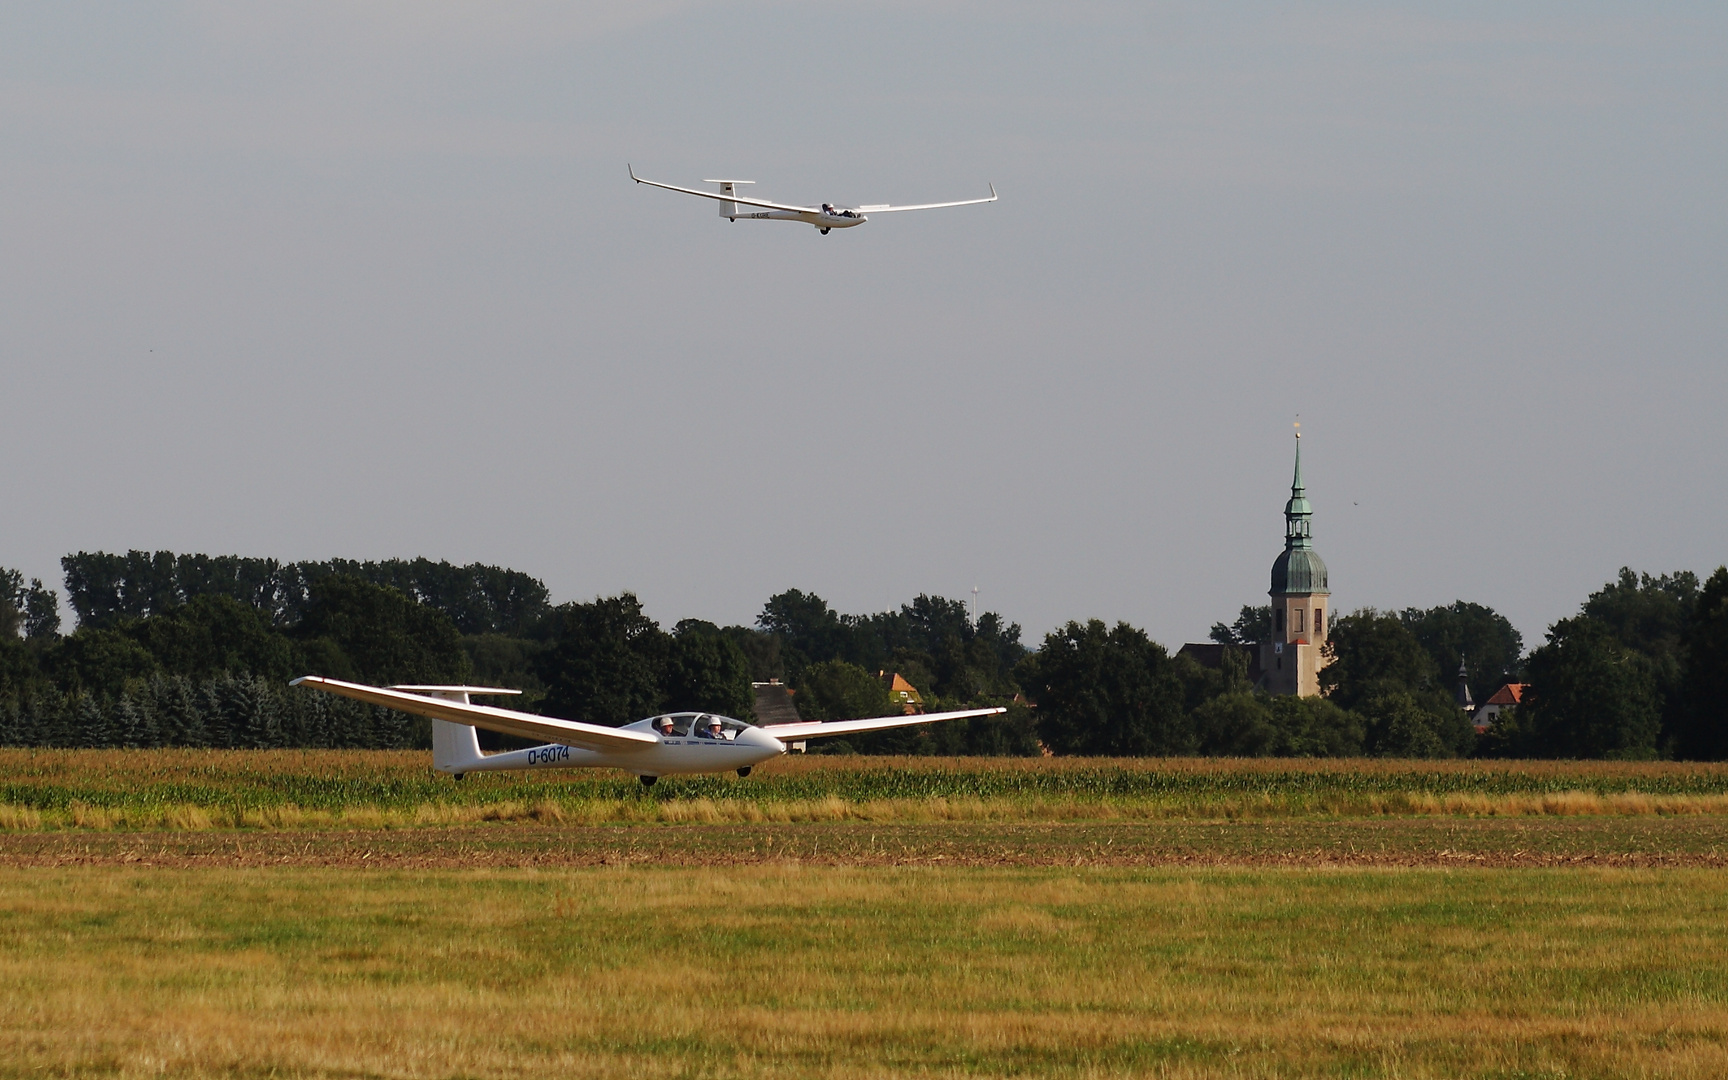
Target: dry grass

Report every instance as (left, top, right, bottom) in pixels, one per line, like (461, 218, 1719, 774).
(1, 863, 1726, 1078)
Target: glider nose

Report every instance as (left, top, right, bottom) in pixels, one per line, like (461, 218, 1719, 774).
(740, 726, 787, 755)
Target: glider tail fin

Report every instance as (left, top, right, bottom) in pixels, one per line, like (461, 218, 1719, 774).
(704, 179, 755, 220)
(387, 685, 521, 776)
(432, 719, 484, 774)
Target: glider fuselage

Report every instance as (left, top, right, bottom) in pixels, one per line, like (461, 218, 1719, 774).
(731, 209, 868, 229)
(448, 718, 786, 776)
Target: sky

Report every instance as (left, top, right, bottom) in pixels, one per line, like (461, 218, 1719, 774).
(1, 1, 1724, 650)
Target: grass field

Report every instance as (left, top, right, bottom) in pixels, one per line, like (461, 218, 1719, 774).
(2, 862, 1727, 1078)
(3, 752, 1727, 1077)
(5, 749, 1728, 829)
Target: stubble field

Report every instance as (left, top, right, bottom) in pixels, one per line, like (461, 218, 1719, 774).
(2, 750, 1727, 1078)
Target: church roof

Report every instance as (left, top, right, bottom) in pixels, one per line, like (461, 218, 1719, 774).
(1270, 433, 1330, 596)
(1271, 547, 1329, 595)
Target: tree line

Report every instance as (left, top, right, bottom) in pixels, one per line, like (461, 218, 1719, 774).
(2, 551, 1725, 758)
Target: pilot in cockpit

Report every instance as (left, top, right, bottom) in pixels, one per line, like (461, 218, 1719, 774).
(699, 716, 727, 740)
(657, 716, 676, 738)
(821, 203, 835, 215)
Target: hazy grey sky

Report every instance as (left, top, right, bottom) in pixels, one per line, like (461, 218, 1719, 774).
(2, 2, 1723, 649)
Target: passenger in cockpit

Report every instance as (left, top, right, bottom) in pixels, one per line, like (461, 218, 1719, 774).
(822, 203, 836, 215)
(657, 717, 676, 738)
(698, 716, 727, 740)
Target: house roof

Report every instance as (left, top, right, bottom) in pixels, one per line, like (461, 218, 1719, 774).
(1484, 683, 1527, 706)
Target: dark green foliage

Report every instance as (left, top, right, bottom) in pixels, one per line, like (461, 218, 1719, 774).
(124, 595, 297, 682)
(293, 576, 471, 686)
(328, 557, 551, 636)
(1265, 695, 1364, 757)
(795, 660, 891, 722)
(29, 549, 1726, 762)
(1321, 609, 1441, 711)
(663, 626, 754, 718)
(1399, 601, 1523, 704)
(1580, 568, 1698, 751)
(1209, 605, 1271, 646)
(1193, 692, 1364, 757)
(1358, 691, 1451, 758)
(1321, 609, 1473, 757)
(0, 569, 58, 702)
(758, 590, 854, 682)
(1522, 616, 1662, 759)
(148, 675, 209, 746)
(78, 694, 115, 748)
(1584, 567, 1699, 658)
(461, 634, 549, 709)
(23, 579, 60, 639)
(46, 628, 161, 699)
(0, 569, 20, 639)
(1021, 620, 1193, 756)
(723, 626, 782, 682)
(0, 676, 424, 750)
(923, 702, 1043, 756)
(1192, 693, 1275, 755)
(535, 594, 668, 726)
(0, 637, 41, 705)
(1679, 567, 1728, 759)
(756, 589, 1025, 706)
(60, 551, 550, 634)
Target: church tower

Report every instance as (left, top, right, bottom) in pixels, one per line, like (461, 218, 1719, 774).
(1259, 431, 1331, 696)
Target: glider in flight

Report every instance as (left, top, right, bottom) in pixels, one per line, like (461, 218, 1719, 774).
(291, 676, 1005, 784)
(628, 165, 997, 234)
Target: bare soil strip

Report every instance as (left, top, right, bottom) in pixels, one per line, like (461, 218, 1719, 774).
(5, 816, 1726, 869)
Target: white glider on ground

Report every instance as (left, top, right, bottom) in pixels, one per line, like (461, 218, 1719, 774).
(291, 676, 1006, 785)
(628, 165, 997, 234)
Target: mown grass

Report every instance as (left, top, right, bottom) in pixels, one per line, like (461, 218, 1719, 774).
(2, 863, 1726, 1078)
(4, 749, 1728, 830)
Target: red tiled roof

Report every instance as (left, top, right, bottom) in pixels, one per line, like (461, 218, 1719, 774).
(1484, 683, 1527, 706)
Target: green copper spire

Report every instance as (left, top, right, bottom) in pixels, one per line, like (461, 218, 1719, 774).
(1284, 432, 1312, 548)
(1270, 430, 1329, 596)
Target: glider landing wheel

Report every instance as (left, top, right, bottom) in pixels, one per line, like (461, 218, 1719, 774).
(737, 767, 752, 778)
(639, 775, 658, 788)
(452, 773, 465, 782)
(820, 228, 830, 234)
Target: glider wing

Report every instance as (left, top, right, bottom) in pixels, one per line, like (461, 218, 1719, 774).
(290, 676, 658, 753)
(759, 706, 1007, 742)
(856, 184, 997, 213)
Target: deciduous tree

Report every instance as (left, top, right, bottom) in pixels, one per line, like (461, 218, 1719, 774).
(535, 593, 667, 726)
(1679, 566, 1728, 759)
(1021, 620, 1193, 756)
(1523, 616, 1661, 758)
